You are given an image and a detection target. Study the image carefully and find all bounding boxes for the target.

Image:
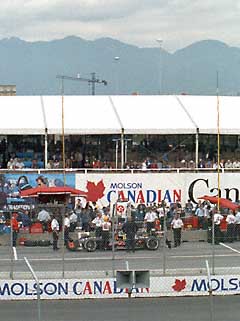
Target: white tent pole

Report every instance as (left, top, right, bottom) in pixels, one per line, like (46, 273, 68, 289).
(195, 128, 199, 168)
(44, 128, 48, 168)
(40, 96, 48, 169)
(121, 128, 124, 169)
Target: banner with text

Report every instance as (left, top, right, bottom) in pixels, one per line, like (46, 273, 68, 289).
(75, 172, 240, 207)
(1, 275, 240, 300)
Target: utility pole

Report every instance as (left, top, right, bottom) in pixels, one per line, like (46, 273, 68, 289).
(56, 73, 107, 95)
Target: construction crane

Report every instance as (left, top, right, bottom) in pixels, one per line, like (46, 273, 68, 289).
(56, 72, 107, 95)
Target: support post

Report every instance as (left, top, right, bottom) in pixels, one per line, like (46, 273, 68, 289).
(121, 129, 124, 169)
(24, 257, 41, 321)
(206, 260, 214, 321)
(195, 128, 199, 168)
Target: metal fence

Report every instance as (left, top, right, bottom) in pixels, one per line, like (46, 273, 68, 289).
(1, 203, 240, 281)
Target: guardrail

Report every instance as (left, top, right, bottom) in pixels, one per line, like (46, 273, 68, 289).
(0, 167, 239, 174)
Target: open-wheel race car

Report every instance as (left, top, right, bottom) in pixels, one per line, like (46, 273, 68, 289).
(66, 228, 166, 252)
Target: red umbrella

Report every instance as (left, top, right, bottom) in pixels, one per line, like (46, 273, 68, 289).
(198, 195, 239, 211)
(20, 186, 87, 198)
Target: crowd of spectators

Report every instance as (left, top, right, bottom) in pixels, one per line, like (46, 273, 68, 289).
(5, 155, 240, 171)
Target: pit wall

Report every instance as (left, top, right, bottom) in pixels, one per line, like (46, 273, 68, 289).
(1, 275, 240, 300)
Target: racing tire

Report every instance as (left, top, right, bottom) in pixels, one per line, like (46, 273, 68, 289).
(146, 236, 160, 250)
(24, 240, 38, 247)
(84, 239, 97, 252)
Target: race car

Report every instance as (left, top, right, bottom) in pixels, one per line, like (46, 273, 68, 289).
(66, 228, 164, 252)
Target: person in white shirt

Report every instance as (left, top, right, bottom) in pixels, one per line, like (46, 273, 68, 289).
(69, 211, 78, 231)
(64, 213, 70, 245)
(232, 159, 240, 168)
(144, 207, 158, 233)
(195, 203, 205, 229)
(226, 210, 236, 243)
(7, 158, 15, 169)
(51, 215, 60, 250)
(171, 213, 184, 247)
(15, 158, 25, 169)
(101, 216, 111, 250)
(213, 212, 224, 244)
(37, 209, 51, 232)
(224, 159, 233, 169)
(235, 210, 240, 240)
(92, 211, 104, 238)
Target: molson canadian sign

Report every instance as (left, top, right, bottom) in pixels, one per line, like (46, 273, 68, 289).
(1, 275, 240, 300)
(75, 172, 240, 206)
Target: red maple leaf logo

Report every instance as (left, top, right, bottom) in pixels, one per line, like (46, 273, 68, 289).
(86, 180, 105, 202)
(172, 279, 186, 292)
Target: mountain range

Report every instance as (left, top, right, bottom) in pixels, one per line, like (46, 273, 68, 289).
(0, 36, 240, 96)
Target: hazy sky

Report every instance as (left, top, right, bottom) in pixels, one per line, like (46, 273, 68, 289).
(0, 0, 239, 52)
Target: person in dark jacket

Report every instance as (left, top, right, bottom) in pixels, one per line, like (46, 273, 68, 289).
(122, 216, 138, 252)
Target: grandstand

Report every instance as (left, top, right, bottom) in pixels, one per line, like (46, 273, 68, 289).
(0, 95, 240, 169)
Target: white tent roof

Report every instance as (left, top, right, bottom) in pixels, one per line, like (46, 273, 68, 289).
(0, 95, 239, 135)
(177, 95, 240, 134)
(0, 96, 45, 135)
(42, 96, 122, 135)
(111, 95, 196, 134)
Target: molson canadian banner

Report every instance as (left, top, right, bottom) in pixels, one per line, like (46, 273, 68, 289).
(1, 275, 240, 300)
(75, 172, 240, 207)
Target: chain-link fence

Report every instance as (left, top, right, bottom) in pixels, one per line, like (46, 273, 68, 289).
(1, 202, 240, 280)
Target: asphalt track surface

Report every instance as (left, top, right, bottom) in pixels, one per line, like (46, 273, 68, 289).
(0, 296, 239, 321)
(0, 241, 240, 278)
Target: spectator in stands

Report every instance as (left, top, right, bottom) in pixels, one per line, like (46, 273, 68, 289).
(31, 159, 38, 169)
(46, 159, 54, 169)
(15, 158, 25, 169)
(198, 159, 205, 168)
(7, 158, 15, 169)
(225, 159, 233, 169)
(37, 208, 51, 232)
(232, 159, 240, 168)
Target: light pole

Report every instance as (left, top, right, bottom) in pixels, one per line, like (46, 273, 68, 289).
(124, 138, 132, 164)
(56, 73, 107, 179)
(156, 39, 163, 95)
(60, 77, 66, 185)
(114, 56, 120, 94)
(112, 138, 120, 169)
